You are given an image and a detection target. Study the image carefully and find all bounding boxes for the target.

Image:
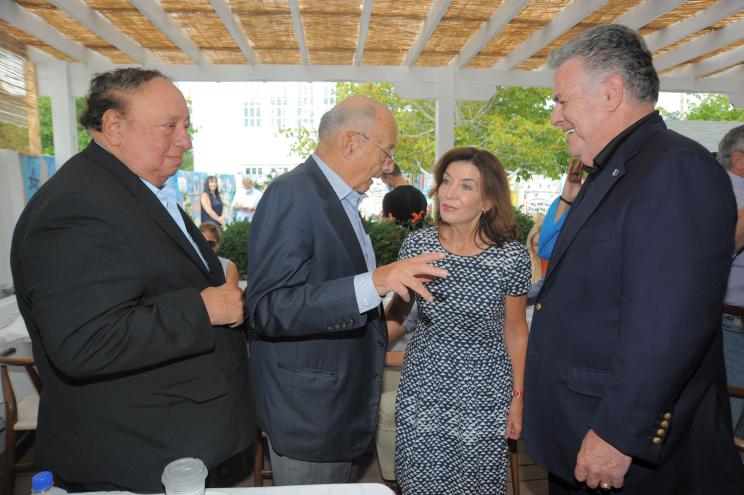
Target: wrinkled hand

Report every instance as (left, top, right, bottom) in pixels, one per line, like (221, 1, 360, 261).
(505, 397, 523, 440)
(562, 160, 584, 203)
(574, 429, 632, 490)
(372, 252, 447, 302)
(200, 283, 244, 327)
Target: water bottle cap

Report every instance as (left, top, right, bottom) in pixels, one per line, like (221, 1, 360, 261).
(161, 458, 207, 493)
(32, 471, 53, 491)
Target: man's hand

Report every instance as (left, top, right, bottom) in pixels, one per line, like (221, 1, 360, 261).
(562, 159, 584, 202)
(574, 429, 632, 490)
(201, 283, 245, 327)
(372, 252, 447, 302)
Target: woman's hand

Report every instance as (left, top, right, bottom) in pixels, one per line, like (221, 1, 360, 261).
(505, 396, 523, 440)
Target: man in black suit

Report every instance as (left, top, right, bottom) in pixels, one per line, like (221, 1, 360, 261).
(11, 68, 254, 492)
(524, 24, 744, 494)
(246, 96, 446, 485)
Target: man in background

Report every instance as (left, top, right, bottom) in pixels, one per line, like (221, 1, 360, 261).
(231, 177, 262, 222)
(718, 124, 744, 437)
(11, 68, 253, 492)
(380, 163, 427, 225)
(524, 24, 744, 494)
(246, 95, 446, 486)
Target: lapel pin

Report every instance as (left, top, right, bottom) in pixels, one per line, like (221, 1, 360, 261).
(612, 168, 620, 177)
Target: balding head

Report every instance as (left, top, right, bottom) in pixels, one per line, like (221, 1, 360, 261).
(315, 96, 397, 192)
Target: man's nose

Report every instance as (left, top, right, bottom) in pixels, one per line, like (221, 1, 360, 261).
(550, 106, 561, 127)
(178, 125, 192, 150)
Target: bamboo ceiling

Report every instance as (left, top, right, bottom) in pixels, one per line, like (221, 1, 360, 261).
(2, 0, 743, 84)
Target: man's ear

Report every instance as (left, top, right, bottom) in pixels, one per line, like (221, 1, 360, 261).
(731, 149, 744, 175)
(339, 130, 358, 160)
(101, 108, 124, 145)
(601, 74, 624, 112)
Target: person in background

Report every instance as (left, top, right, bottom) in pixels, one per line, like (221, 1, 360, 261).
(376, 302, 417, 491)
(718, 124, 744, 435)
(231, 177, 263, 223)
(201, 175, 225, 227)
(10, 68, 253, 492)
(381, 163, 428, 226)
(245, 95, 447, 486)
(389, 147, 531, 494)
(199, 222, 239, 286)
(537, 158, 584, 261)
(526, 214, 545, 309)
(525, 24, 744, 494)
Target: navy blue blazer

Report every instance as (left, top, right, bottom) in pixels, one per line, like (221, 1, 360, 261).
(524, 113, 744, 493)
(245, 157, 386, 462)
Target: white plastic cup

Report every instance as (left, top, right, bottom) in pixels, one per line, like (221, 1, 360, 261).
(161, 458, 208, 495)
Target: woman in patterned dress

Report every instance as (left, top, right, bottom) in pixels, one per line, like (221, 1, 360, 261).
(389, 147, 531, 494)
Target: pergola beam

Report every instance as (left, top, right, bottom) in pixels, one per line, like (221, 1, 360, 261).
(614, 0, 687, 30)
(354, 0, 374, 66)
(208, 0, 259, 65)
(654, 17, 744, 72)
(455, 0, 528, 69)
(644, 0, 744, 53)
(288, 0, 309, 65)
(48, 0, 157, 65)
(668, 45, 744, 78)
(404, 0, 452, 67)
(130, 0, 210, 66)
(0, 1, 100, 64)
(493, 0, 608, 70)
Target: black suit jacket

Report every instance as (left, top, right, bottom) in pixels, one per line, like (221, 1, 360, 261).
(524, 113, 744, 493)
(11, 142, 254, 491)
(245, 156, 386, 462)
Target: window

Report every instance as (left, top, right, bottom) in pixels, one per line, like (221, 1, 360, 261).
(243, 100, 261, 127)
(297, 84, 314, 128)
(271, 87, 287, 128)
(323, 84, 335, 108)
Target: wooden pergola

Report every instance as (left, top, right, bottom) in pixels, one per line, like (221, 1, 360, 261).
(1, 0, 743, 165)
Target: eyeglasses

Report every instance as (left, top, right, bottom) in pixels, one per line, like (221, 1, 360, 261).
(206, 240, 217, 247)
(356, 133, 395, 166)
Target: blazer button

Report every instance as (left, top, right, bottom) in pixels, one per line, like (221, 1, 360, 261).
(535, 303, 542, 311)
(660, 420, 669, 429)
(656, 429, 666, 437)
(652, 437, 662, 445)
(663, 412, 672, 421)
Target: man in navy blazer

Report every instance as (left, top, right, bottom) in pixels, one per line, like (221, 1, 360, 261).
(245, 96, 446, 485)
(524, 25, 744, 494)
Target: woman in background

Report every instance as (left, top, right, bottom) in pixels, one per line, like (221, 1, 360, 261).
(389, 147, 530, 495)
(201, 175, 225, 227)
(198, 222, 238, 286)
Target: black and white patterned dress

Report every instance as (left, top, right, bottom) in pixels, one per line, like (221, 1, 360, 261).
(394, 226, 531, 495)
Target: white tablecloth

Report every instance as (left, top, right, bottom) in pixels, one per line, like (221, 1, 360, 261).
(82, 484, 394, 495)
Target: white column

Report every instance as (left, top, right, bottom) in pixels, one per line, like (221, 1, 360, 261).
(731, 92, 744, 109)
(435, 67, 456, 162)
(46, 61, 78, 166)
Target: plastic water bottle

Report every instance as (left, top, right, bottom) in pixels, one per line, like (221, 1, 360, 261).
(31, 471, 67, 495)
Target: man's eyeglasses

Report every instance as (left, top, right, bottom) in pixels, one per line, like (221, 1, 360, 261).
(356, 133, 395, 165)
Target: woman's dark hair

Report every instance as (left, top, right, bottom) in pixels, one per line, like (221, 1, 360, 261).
(79, 68, 168, 132)
(432, 147, 516, 247)
(203, 175, 221, 198)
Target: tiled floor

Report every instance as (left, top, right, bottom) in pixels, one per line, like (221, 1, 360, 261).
(5, 439, 548, 494)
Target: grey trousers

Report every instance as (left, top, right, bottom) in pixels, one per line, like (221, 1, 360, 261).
(375, 367, 402, 480)
(267, 438, 358, 486)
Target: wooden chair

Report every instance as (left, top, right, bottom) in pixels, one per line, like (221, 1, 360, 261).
(509, 438, 520, 495)
(253, 428, 273, 486)
(728, 384, 744, 452)
(1, 356, 42, 495)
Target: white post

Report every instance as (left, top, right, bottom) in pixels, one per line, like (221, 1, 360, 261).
(435, 67, 456, 163)
(731, 92, 744, 109)
(47, 61, 78, 166)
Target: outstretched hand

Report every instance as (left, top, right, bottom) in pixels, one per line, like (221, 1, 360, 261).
(373, 252, 447, 302)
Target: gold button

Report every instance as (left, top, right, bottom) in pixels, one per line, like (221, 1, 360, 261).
(660, 420, 669, 429)
(652, 437, 662, 445)
(664, 412, 672, 420)
(536, 303, 542, 311)
(656, 429, 666, 437)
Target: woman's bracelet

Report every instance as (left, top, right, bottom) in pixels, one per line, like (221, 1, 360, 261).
(512, 390, 524, 398)
(559, 195, 573, 206)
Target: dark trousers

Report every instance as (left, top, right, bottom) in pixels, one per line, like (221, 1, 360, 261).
(549, 473, 607, 495)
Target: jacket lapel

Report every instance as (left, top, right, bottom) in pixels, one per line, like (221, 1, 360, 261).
(181, 209, 225, 285)
(305, 158, 369, 274)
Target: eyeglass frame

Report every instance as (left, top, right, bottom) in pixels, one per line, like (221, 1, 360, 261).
(355, 132, 396, 166)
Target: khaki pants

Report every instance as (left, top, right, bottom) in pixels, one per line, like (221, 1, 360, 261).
(375, 367, 402, 480)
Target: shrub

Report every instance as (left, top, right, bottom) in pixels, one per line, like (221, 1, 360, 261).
(363, 219, 411, 266)
(219, 220, 250, 279)
(512, 207, 534, 244)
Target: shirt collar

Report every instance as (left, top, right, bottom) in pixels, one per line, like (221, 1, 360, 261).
(313, 153, 365, 206)
(593, 111, 658, 170)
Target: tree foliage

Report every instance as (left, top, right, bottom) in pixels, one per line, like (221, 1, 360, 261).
(279, 82, 569, 181)
(686, 93, 744, 121)
(38, 96, 90, 156)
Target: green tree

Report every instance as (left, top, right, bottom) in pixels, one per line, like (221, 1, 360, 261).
(686, 93, 744, 121)
(38, 96, 90, 156)
(279, 82, 569, 180)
